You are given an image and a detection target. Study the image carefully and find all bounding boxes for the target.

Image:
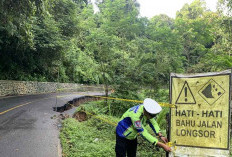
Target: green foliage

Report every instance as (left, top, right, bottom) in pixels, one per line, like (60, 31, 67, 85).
(97, 0, 140, 39)
(219, 0, 232, 13)
(231, 138, 232, 156)
(1, 0, 232, 155)
(61, 117, 167, 157)
(76, 100, 109, 114)
(175, 0, 216, 69)
(60, 118, 116, 157)
(156, 107, 169, 132)
(1, 0, 232, 113)
(154, 89, 169, 103)
(0, 0, 88, 82)
(189, 11, 232, 72)
(60, 99, 168, 157)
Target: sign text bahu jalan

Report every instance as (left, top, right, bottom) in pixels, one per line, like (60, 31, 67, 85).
(170, 72, 230, 150)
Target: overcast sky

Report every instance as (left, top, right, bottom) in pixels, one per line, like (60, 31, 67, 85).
(137, 0, 218, 18)
(91, 0, 218, 19)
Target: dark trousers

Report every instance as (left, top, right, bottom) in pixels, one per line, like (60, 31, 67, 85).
(115, 134, 137, 157)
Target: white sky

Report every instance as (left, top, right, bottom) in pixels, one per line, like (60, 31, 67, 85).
(91, 0, 218, 18)
(137, 0, 218, 18)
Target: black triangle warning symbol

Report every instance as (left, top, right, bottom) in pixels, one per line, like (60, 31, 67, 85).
(175, 81, 196, 104)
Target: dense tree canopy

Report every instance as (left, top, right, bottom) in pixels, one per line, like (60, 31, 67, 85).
(0, 0, 232, 112)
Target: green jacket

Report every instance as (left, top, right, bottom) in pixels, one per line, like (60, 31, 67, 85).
(116, 104, 160, 145)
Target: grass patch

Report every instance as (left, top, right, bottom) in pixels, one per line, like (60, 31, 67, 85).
(230, 138, 232, 156)
(60, 102, 166, 157)
(60, 117, 166, 157)
(60, 118, 116, 157)
(61, 101, 232, 156)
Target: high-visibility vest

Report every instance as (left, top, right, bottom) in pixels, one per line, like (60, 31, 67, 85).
(116, 104, 160, 145)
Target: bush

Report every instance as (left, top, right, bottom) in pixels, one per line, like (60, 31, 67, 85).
(60, 116, 166, 157)
(60, 118, 116, 157)
(60, 99, 170, 157)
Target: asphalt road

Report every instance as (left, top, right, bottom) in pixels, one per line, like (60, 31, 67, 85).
(0, 92, 86, 157)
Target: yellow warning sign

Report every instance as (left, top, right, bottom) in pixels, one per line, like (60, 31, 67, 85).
(198, 79, 225, 106)
(176, 81, 196, 104)
(170, 72, 231, 149)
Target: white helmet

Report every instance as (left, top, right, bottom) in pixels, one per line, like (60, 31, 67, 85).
(143, 98, 162, 114)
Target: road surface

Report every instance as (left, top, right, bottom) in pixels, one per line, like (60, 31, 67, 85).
(0, 92, 85, 157)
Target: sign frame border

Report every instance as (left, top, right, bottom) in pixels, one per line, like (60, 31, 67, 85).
(175, 81, 196, 104)
(169, 71, 231, 150)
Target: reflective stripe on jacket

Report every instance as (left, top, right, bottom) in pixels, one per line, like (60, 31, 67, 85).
(116, 104, 160, 145)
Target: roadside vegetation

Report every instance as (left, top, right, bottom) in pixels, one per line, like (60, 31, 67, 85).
(1, 1, 232, 125)
(231, 138, 232, 156)
(1, 0, 232, 100)
(60, 100, 168, 157)
(1, 0, 232, 155)
(60, 90, 232, 157)
(61, 99, 232, 157)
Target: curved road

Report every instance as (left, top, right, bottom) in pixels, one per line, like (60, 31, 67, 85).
(0, 93, 84, 157)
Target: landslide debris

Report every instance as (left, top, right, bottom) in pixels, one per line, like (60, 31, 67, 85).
(73, 111, 87, 122)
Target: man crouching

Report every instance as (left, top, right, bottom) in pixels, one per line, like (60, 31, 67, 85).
(115, 98, 172, 157)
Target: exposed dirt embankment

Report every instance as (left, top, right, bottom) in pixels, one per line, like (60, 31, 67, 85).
(54, 96, 102, 112)
(73, 111, 87, 122)
(54, 96, 102, 121)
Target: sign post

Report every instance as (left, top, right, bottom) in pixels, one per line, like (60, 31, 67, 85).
(169, 70, 231, 157)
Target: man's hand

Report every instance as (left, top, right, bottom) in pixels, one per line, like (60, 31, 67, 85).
(158, 133, 168, 143)
(156, 142, 172, 152)
(160, 136, 168, 143)
(163, 144, 172, 152)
